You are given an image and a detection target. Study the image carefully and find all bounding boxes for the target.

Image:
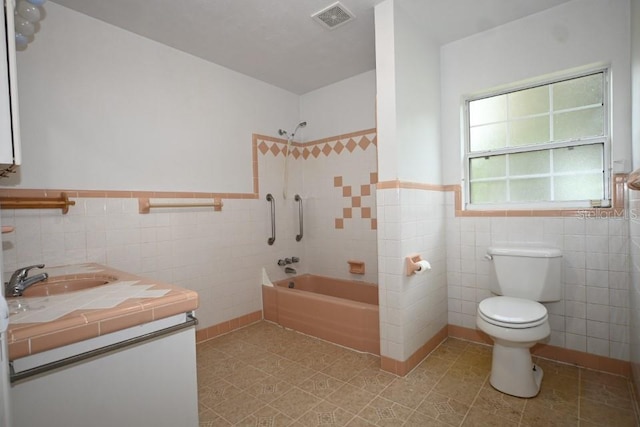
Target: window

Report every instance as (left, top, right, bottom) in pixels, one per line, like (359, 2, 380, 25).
(464, 70, 609, 209)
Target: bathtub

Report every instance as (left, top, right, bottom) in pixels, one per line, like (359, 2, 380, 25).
(262, 274, 380, 355)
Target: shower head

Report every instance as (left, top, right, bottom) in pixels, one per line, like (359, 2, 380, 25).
(292, 121, 307, 137)
(278, 121, 307, 139)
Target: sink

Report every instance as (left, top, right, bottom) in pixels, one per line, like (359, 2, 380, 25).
(20, 274, 118, 297)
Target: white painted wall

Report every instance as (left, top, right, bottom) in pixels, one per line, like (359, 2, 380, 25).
(394, 3, 441, 185)
(11, 2, 299, 193)
(299, 70, 376, 141)
(374, 0, 442, 185)
(440, 0, 632, 185)
(374, 0, 398, 184)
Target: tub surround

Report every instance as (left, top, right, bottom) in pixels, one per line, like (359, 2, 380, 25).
(6, 263, 199, 360)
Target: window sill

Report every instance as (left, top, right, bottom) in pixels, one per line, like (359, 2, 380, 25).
(454, 174, 627, 218)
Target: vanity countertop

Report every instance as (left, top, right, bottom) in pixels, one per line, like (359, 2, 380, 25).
(6, 263, 199, 360)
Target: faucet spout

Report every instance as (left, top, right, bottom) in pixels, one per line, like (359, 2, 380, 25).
(284, 267, 296, 275)
(5, 264, 48, 297)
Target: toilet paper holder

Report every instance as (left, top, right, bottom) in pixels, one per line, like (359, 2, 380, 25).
(405, 254, 431, 276)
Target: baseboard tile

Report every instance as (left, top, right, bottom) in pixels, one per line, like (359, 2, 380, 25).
(380, 325, 448, 376)
(195, 310, 262, 343)
(448, 324, 631, 377)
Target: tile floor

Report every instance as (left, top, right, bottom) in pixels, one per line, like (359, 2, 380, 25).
(197, 321, 639, 426)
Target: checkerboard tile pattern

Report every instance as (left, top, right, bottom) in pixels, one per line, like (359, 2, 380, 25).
(334, 173, 378, 230)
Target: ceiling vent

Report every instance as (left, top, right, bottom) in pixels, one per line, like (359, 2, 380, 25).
(311, 2, 355, 30)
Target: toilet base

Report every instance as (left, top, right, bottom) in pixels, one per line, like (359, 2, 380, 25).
(489, 342, 543, 398)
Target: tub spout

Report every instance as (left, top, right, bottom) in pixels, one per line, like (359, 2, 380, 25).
(284, 267, 296, 274)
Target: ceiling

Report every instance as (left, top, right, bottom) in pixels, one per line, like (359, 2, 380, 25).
(49, 0, 572, 95)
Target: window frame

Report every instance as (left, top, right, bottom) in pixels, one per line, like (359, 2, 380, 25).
(462, 68, 611, 211)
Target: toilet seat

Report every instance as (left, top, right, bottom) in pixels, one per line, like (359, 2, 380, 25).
(478, 296, 548, 329)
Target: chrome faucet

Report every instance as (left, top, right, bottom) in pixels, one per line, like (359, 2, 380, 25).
(284, 267, 296, 274)
(5, 264, 48, 297)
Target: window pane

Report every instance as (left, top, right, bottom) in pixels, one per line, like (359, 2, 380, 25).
(469, 95, 506, 126)
(465, 70, 608, 206)
(510, 116, 550, 147)
(508, 86, 549, 117)
(509, 150, 550, 176)
(470, 123, 507, 151)
(510, 178, 550, 202)
(552, 144, 603, 173)
(554, 173, 603, 201)
(470, 181, 507, 204)
(470, 156, 506, 179)
(554, 106, 604, 141)
(553, 73, 603, 110)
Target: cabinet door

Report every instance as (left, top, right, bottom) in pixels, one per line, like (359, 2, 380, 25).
(0, 0, 21, 166)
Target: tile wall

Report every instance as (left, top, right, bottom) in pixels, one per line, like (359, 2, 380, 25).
(256, 131, 378, 284)
(1, 129, 378, 332)
(446, 191, 631, 361)
(629, 190, 640, 391)
(1, 197, 269, 330)
(377, 187, 448, 362)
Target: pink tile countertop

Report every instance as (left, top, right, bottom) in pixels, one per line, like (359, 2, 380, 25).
(6, 263, 199, 360)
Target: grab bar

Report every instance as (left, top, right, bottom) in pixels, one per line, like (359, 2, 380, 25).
(266, 193, 276, 245)
(294, 194, 303, 242)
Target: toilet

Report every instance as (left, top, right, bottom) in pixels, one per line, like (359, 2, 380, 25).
(476, 246, 562, 398)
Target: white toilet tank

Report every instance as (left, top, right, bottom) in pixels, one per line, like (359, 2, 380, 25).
(487, 246, 562, 302)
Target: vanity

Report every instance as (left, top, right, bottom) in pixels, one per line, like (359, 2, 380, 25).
(5, 263, 199, 427)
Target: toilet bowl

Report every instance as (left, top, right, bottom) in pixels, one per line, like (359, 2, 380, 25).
(477, 246, 561, 398)
(477, 296, 550, 398)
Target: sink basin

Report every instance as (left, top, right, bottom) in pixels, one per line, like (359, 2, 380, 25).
(20, 274, 118, 297)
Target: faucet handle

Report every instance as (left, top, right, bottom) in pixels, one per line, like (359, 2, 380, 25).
(277, 259, 287, 266)
(291, 257, 300, 263)
(284, 258, 292, 264)
(10, 264, 45, 282)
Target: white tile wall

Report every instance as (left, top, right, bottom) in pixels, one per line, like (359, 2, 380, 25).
(2, 197, 269, 330)
(377, 187, 447, 361)
(629, 191, 640, 383)
(301, 134, 378, 284)
(2, 131, 378, 332)
(446, 195, 631, 360)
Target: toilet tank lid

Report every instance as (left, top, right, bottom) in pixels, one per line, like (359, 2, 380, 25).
(487, 246, 562, 258)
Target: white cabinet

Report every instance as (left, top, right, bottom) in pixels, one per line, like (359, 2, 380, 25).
(0, 0, 21, 167)
(10, 317, 199, 427)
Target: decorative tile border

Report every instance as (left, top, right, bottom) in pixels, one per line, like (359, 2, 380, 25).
(0, 129, 378, 205)
(377, 173, 627, 218)
(256, 129, 377, 160)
